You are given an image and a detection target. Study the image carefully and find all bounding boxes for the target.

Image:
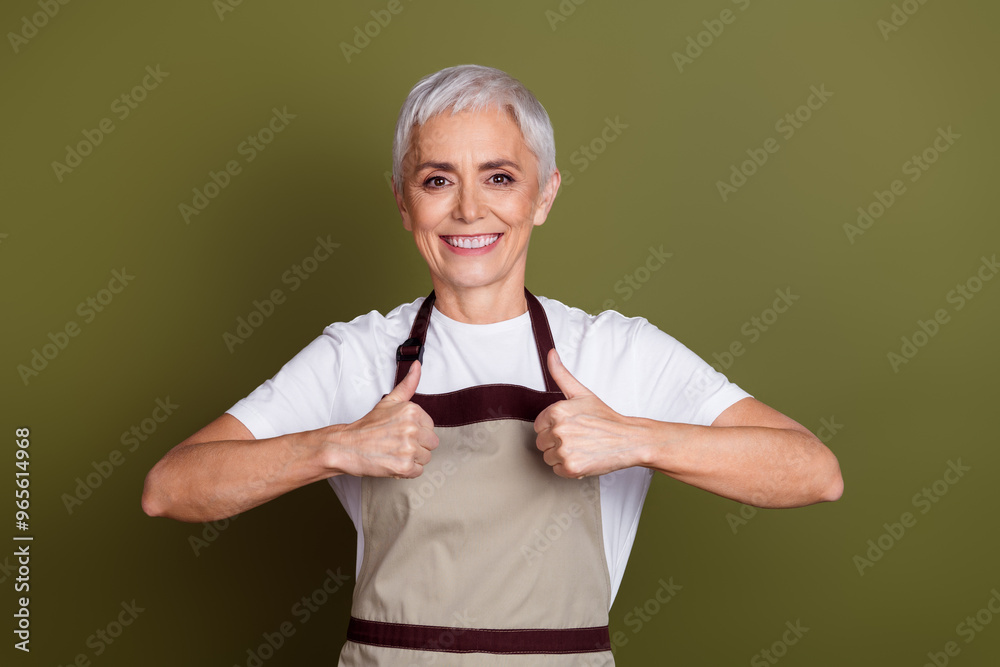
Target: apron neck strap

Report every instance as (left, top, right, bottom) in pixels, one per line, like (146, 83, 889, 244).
(394, 287, 559, 393)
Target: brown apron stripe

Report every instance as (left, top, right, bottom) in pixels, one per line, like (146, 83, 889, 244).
(412, 384, 563, 427)
(347, 616, 611, 654)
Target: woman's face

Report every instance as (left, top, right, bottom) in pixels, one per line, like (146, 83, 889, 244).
(394, 107, 559, 297)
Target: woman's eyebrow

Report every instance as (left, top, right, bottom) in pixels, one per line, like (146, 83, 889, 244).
(415, 159, 522, 172)
(480, 159, 521, 172)
(415, 161, 454, 172)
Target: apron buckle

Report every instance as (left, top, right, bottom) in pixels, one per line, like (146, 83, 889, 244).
(396, 337, 424, 364)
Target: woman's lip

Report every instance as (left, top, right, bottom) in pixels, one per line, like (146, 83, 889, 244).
(439, 233, 503, 255)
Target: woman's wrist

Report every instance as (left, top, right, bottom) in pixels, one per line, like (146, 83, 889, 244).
(300, 423, 354, 479)
(630, 417, 683, 472)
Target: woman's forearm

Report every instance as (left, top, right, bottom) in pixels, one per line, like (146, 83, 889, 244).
(142, 363, 439, 523)
(634, 418, 843, 508)
(141, 429, 336, 523)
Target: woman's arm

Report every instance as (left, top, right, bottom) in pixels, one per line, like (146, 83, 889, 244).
(141, 413, 331, 523)
(534, 349, 843, 507)
(635, 397, 843, 507)
(141, 361, 438, 523)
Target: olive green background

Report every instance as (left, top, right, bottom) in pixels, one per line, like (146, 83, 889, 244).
(2, 0, 998, 665)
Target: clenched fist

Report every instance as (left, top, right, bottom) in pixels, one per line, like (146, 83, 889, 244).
(323, 361, 439, 478)
(534, 349, 644, 479)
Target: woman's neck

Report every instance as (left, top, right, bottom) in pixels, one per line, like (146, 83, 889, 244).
(429, 279, 529, 324)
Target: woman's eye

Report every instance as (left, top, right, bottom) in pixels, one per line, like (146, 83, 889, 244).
(425, 176, 447, 187)
(490, 174, 513, 185)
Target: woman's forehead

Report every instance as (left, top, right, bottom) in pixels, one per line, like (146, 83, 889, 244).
(407, 108, 530, 166)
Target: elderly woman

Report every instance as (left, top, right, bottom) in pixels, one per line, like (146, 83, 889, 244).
(142, 64, 842, 666)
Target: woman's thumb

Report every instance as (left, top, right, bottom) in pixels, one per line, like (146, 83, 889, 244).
(387, 360, 421, 402)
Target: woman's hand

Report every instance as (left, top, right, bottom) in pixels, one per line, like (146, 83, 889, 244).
(534, 349, 645, 479)
(321, 361, 439, 478)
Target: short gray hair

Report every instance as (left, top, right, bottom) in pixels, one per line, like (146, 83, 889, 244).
(392, 64, 556, 192)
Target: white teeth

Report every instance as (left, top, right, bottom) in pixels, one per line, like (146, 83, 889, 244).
(445, 234, 499, 249)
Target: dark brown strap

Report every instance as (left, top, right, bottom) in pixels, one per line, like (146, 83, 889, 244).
(393, 290, 436, 386)
(393, 288, 558, 392)
(347, 616, 611, 654)
(525, 288, 558, 392)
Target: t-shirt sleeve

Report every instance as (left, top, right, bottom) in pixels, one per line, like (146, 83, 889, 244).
(225, 329, 345, 440)
(629, 317, 752, 426)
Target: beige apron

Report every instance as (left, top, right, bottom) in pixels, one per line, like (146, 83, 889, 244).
(338, 288, 614, 666)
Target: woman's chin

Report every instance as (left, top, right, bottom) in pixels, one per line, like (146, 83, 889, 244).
(430, 271, 511, 292)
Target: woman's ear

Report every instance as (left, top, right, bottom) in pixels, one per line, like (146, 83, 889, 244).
(393, 178, 412, 231)
(532, 168, 562, 227)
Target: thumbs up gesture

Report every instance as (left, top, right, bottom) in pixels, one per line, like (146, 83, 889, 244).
(329, 361, 439, 479)
(534, 349, 642, 479)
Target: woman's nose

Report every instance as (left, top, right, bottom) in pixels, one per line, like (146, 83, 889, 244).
(454, 184, 485, 224)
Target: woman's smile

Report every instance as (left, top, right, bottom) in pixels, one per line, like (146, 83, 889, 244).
(439, 233, 503, 254)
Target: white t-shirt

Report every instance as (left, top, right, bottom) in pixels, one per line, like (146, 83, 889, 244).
(226, 294, 752, 606)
